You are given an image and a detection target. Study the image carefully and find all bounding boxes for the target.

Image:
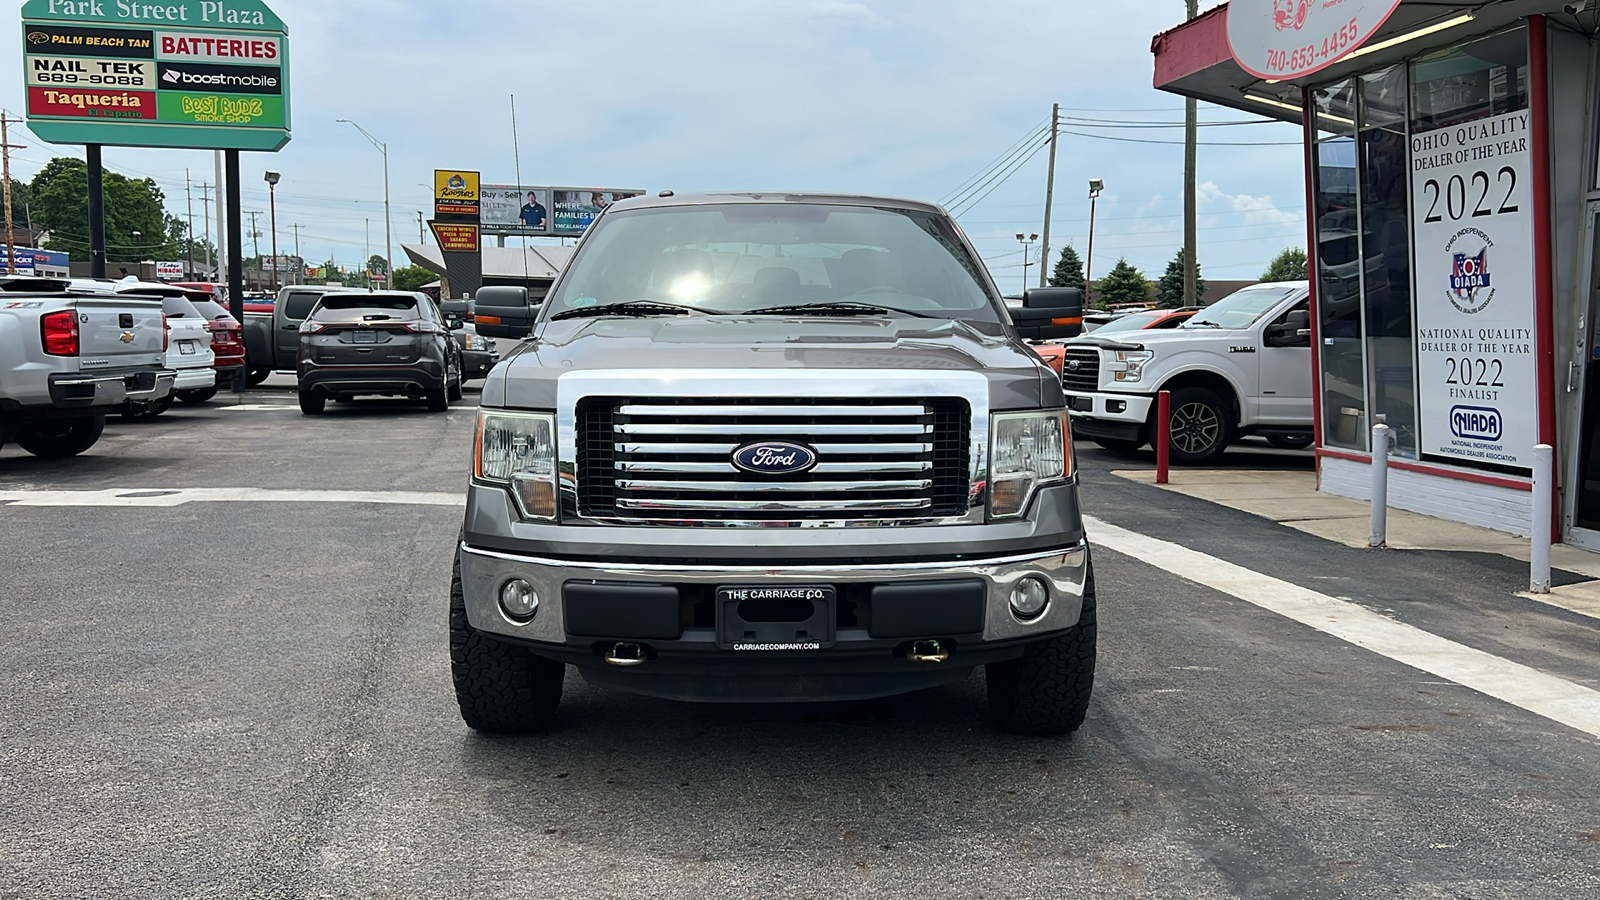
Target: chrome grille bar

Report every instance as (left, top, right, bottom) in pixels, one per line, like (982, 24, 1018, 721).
(618, 404, 930, 418)
(616, 497, 934, 512)
(616, 479, 933, 493)
(617, 422, 932, 436)
(616, 459, 934, 474)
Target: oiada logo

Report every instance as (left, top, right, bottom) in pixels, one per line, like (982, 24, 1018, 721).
(1273, 0, 1313, 31)
(731, 441, 818, 476)
(1450, 405, 1503, 442)
(1445, 228, 1496, 314)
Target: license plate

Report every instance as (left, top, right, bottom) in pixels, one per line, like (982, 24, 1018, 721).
(716, 585, 836, 651)
(353, 330, 378, 344)
(178, 340, 197, 355)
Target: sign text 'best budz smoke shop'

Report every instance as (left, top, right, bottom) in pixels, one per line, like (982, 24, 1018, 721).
(21, 0, 290, 151)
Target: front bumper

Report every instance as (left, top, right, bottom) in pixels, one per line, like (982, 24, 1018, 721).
(46, 369, 175, 411)
(458, 540, 1090, 702)
(1065, 390, 1155, 442)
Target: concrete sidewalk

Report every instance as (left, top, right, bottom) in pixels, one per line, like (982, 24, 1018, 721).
(1114, 467, 1600, 622)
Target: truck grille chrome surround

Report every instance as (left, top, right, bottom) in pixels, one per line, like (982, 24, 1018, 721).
(1059, 347, 1100, 392)
(556, 370, 991, 528)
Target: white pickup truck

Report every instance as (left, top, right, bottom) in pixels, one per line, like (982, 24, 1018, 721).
(0, 278, 174, 457)
(1059, 281, 1313, 465)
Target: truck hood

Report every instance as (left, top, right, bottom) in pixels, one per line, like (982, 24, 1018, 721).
(486, 316, 1056, 410)
(1065, 325, 1249, 350)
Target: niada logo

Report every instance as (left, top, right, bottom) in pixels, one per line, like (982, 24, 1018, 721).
(731, 441, 818, 476)
(1444, 228, 1496, 314)
(1450, 405, 1502, 441)
(1272, 0, 1313, 31)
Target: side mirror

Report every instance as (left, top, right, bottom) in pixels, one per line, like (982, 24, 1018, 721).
(1265, 309, 1311, 347)
(472, 286, 534, 339)
(1007, 287, 1084, 340)
(443, 314, 464, 330)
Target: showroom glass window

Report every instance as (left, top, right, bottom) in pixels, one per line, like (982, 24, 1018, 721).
(1360, 66, 1416, 458)
(1311, 80, 1365, 450)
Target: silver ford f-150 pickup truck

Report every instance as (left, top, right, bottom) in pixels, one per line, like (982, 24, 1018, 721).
(0, 278, 173, 457)
(452, 192, 1095, 735)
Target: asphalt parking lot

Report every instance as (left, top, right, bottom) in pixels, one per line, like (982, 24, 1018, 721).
(2, 380, 1598, 899)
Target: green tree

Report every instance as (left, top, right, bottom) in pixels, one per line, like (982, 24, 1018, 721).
(1049, 244, 1085, 290)
(393, 265, 436, 293)
(5, 178, 32, 231)
(366, 254, 389, 277)
(1261, 247, 1308, 282)
(1096, 258, 1151, 307)
(1155, 247, 1204, 309)
(29, 157, 185, 261)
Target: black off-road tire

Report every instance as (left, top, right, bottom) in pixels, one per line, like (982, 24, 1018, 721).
(246, 367, 272, 386)
(449, 556, 564, 733)
(1092, 437, 1144, 453)
(448, 376, 463, 403)
(1163, 386, 1234, 466)
(176, 387, 218, 405)
(298, 391, 326, 415)
(14, 415, 106, 458)
(425, 388, 449, 412)
(987, 566, 1097, 736)
(1266, 434, 1314, 451)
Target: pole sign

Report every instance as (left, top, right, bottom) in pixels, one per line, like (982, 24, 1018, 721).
(430, 222, 480, 253)
(1226, 0, 1402, 80)
(1410, 110, 1535, 473)
(434, 170, 480, 223)
(20, 0, 289, 151)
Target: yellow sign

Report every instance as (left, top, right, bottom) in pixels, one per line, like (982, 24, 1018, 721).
(434, 169, 479, 203)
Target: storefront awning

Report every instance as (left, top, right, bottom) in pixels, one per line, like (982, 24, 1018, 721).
(1152, 0, 1569, 119)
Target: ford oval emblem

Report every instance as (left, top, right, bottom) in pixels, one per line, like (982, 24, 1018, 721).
(731, 441, 818, 476)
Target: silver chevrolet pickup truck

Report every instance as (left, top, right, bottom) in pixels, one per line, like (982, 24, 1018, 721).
(0, 278, 173, 457)
(452, 192, 1094, 735)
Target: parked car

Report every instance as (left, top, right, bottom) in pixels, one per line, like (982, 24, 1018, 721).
(242, 284, 356, 385)
(295, 291, 463, 414)
(114, 281, 216, 416)
(450, 192, 1095, 736)
(438, 297, 499, 381)
(184, 296, 246, 400)
(0, 277, 173, 456)
(1060, 281, 1313, 463)
(1087, 307, 1200, 334)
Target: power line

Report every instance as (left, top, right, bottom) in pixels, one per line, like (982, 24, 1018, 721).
(949, 134, 1052, 217)
(941, 119, 1049, 207)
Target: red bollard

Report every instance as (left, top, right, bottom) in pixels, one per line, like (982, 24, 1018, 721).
(1156, 390, 1171, 485)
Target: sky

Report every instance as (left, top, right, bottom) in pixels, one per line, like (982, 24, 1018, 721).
(0, 0, 1309, 282)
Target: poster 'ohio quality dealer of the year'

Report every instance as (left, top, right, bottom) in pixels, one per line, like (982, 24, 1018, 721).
(1410, 109, 1536, 473)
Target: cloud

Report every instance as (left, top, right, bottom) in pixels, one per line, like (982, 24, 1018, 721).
(801, 1, 886, 26)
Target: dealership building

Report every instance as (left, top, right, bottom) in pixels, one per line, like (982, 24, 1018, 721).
(1153, 0, 1600, 549)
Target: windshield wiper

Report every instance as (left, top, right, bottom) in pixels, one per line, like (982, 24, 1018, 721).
(1185, 320, 1221, 328)
(742, 301, 938, 319)
(550, 300, 715, 321)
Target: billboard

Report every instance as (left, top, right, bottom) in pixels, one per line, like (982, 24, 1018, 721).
(481, 185, 550, 235)
(260, 254, 302, 273)
(20, 0, 290, 152)
(155, 260, 184, 279)
(551, 188, 644, 236)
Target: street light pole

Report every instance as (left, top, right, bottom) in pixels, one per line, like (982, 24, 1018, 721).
(337, 119, 393, 289)
(1086, 178, 1104, 307)
(1015, 232, 1038, 295)
(264, 170, 280, 292)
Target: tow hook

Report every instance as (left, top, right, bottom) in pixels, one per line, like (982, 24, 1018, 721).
(907, 640, 950, 663)
(604, 642, 649, 667)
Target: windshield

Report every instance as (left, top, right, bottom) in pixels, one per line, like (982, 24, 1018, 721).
(1091, 311, 1163, 334)
(1183, 286, 1299, 329)
(545, 203, 1002, 322)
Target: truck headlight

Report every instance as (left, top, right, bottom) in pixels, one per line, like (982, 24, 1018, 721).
(1107, 349, 1154, 383)
(474, 410, 558, 521)
(989, 410, 1070, 519)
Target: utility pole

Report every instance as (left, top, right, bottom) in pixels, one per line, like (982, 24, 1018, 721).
(199, 182, 213, 274)
(185, 169, 196, 277)
(214, 150, 228, 289)
(1183, 0, 1200, 307)
(417, 210, 426, 243)
(1038, 103, 1059, 290)
(1, 112, 24, 275)
(246, 210, 262, 287)
(291, 223, 301, 285)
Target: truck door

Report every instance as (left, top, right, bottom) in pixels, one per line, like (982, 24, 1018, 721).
(1256, 295, 1314, 424)
(275, 290, 321, 366)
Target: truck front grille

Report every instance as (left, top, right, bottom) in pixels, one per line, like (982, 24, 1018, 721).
(576, 397, 971, 523)
(1059, 348, 1100, 392)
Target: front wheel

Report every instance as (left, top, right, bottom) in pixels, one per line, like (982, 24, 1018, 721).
(425, 388, 449, 412)
(450, 555, 564, 733)
(246, 367, 271, 386)
(1163, 387, 1234, 466)
(14, 415, 106, 458)
(1266, 434, 1314, 451)
(987, 566, 1097, 736)
(298, 391, 326, 415)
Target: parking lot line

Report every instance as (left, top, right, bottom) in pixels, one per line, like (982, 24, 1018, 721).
(0, 488, 464, 507)
(1084, 515, 1600, 740)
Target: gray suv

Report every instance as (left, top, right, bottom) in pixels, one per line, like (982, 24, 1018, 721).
(451, 192, 1093, 735)
(296, 291, 463, 414)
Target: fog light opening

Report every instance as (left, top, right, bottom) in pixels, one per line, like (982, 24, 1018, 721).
(499, 579, 540, 621)
(1009, 576, 1050, 620)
